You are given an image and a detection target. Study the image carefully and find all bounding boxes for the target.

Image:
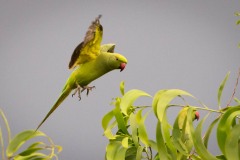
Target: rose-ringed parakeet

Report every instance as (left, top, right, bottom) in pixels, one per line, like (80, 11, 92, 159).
(36, 15, 127, 130)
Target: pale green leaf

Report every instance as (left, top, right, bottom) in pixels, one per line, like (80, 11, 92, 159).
(172, 108, 189, 156)
(14, 152, 46, 160)
(120, 81, 125, 96)
(113, 98, 129, 134)
(138, 110, 151, 147)
(6, 130, 46, 157)
(189, 111, 218, 160)
(102, 110, 114, 130)
(237, 20, 240, 25)
(106, 141, 126, 160)
(225, 124, 240, 159)
(129, 113, 139, 147)
(155, 89, 193, 122)
(122, 137, 129, 148)
(18, 148, 44, 156)
(120, 89, 151, 115)
(0, 109, 11, 143)
(217, 106, 240, 155)
(203, 117, 219, 148)
(106, 141, 121, 160)
(152, 90, 167, 116)
(125, 147, 137, 160)
(148, 140, 158, 151)
(156, 121, 171, 160)
(104, 121, 117, 139)
(136, 146, 144, 160)
(234, 97, 240, 104)
(162, 111, 177, 159)
(115, 147, 127, 160)
(217, 72, 230, 107)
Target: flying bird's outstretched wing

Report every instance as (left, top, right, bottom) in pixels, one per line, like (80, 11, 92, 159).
(69, 15, 103, 69)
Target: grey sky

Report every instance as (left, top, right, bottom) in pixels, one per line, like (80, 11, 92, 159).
(0, 1, 240, 159)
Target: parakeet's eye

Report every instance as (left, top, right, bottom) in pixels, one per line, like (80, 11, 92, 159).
(116, 57, 119, 61)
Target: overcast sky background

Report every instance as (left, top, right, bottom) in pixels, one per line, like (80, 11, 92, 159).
(1, 1, 240, 159)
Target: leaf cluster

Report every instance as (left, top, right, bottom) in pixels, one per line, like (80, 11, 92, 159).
(0, 109, 61, 160)
(103, 72, 240, 160)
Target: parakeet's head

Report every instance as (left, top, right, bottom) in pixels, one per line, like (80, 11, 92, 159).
(108, 53, 127, 72)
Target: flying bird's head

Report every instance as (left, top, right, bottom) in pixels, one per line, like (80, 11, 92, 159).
(108, 53, 127, 72)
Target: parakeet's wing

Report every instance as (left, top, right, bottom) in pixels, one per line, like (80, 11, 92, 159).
(69, 15, 103, 69)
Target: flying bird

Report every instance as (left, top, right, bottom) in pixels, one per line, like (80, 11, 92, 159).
(36, 15, 127, 130)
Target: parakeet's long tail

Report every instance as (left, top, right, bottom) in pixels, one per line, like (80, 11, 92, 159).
(36, 87, 72, 131)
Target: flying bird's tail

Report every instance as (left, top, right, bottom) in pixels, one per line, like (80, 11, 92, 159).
(36, 87, 72, 131)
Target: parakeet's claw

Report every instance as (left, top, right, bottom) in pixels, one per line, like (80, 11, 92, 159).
(83, 86, 95, 96)
(72, 83, 82, 100)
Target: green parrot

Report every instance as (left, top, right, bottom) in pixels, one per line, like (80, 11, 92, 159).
(36, 15, 127, 130)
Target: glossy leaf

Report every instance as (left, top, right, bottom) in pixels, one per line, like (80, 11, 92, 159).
(120, 89, 151, 115)
(217, 72, 230, 107)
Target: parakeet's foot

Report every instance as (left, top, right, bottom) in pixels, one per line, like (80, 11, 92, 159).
(82, 86, 96, 96)
(72, 84, 82, 100)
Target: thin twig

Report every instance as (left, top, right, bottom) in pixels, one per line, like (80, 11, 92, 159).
(226, 67, 240, 107)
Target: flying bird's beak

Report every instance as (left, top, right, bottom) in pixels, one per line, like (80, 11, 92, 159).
(120, 63, 126, 72)
(195, 111, 200, 121)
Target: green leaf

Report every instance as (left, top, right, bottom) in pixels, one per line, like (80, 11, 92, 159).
(172, 108, 189, 156)
(136, 146, 144, 160)
(6, 130, 46, 157)
(120, 81, 125, 96)
(18, 148, 44, 156)
(225, 124, 240, 159)
(120, 89, 151, 115)
(14, 152, 47, 160)
(113, 98, 129, 134)
(156, 121, 171, 160)
(0, 109, 11, 143)
(203, 117, 220, 148)
(104, 121, 118, 139)
(129, 113, 139, 147)
(106, 141, 121, 160)
(217, 106, 240, 155)
(236, 20, 240, 25)
(138, 110, 151, 147)
(102, 110, 114, 130)
(122, 137, 129, 148)
(217, 72, 230, 107)
(125, 147, 137, 160)
(152, 90, 167, 116)
(106, 141, 127, 160)
(189, 110, 218, 160)
(154, 89, 193, 122)
(235, 12, 240, 16)
(234, 97, 240, 104)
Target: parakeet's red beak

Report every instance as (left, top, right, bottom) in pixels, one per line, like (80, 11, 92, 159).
(120, 63, 126, 72)
(195, 111, 200, 121)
